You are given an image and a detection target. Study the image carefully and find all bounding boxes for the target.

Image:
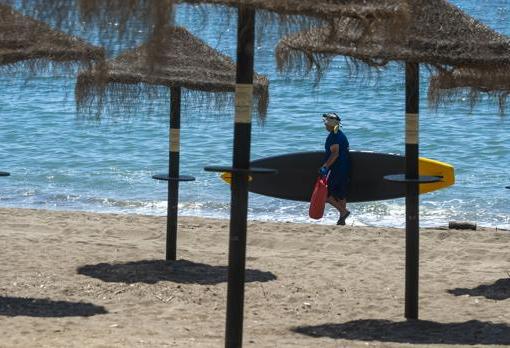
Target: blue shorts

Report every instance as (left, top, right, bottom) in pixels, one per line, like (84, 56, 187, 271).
(328, 174, 348, 200)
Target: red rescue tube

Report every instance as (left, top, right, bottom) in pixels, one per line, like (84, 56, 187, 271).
(309, 173, 329, 219)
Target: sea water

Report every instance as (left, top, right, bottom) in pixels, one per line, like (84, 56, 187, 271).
(0, 0, 509, 228)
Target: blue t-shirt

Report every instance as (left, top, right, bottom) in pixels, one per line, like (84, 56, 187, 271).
(324, 130, 350, 178)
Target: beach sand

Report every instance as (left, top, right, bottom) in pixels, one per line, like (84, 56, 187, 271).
(1, 207, 509, 347)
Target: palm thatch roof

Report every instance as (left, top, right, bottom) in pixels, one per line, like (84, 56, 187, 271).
(0, 4, 104, 73)
(13, 0, 410, 29)
(275, 0, 510, 109)
(9, 0, 410, 60)
(76, 26, 269, 119)
(177, 0, 409, 21)
(429, 68, 510, 111)
(29, 0, 173, 46)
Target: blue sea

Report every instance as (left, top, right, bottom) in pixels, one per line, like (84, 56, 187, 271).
(0, 1, 509, 228)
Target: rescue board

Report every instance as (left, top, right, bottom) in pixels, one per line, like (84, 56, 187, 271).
(220, 151, 454, 203)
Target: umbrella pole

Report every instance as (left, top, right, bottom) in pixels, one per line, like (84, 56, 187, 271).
(405, 62, 420, 319)
(167, 86, 181, 261)
(225, 6, 255, 348)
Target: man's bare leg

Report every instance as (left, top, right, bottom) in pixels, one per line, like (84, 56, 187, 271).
(327, 196, 347, 215)
(327, 196, 350, 225)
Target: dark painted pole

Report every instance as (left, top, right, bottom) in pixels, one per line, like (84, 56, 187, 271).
(167, 86, 181, 261)
(225, 6, 255, 348)
(405, 62, 420, 319)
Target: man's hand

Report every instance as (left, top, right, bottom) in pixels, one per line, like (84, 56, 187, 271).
(319, 166, 329, 176)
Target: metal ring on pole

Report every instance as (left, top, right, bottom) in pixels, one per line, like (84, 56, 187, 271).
(204, 166, 277, 175)
(152, 174, 195, 182)
(0, 171, 10, 177)
(384, 174, 442, 184)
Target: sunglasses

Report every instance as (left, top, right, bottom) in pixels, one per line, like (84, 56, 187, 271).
(322, 113, 339, 120)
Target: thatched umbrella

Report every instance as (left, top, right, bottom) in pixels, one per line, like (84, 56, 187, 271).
(177, 0, 409, 21)
(12, 0, 411, 41)
(276, 0, 510, 320)
(275, 1, 510, 105)
(5, 0, 410, 80)
(7, 0, 175, 55)
(429, 68, 510, 111)
(0, 4, 104, 177)
(76, 26, 269, 262)
(0, 3, 103, 71)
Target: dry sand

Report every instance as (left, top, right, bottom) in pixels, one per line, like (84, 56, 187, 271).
(0, 207, 510, 347)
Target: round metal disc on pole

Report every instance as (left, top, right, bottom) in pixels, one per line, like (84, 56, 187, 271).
(152, 175, 195, 182)
(204, 166, 276, 175)
(384, 174, 441, 183)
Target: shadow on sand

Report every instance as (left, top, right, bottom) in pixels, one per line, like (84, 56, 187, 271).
(0, 296, 107, 317)
(448, 278, 510, 300)
(293, 319, 510, 345)
(77, 259, 277, 285)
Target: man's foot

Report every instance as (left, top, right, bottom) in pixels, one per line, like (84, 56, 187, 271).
(336, 211, 351, 225)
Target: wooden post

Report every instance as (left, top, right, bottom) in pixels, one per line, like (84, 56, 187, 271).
(405, 62, 420, 319)
(166, 86, 181, 261)
(225, 6, 255, 348)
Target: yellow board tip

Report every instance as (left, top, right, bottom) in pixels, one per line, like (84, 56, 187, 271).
(419, 157, 455, 194)
(220, 172, 252, 184)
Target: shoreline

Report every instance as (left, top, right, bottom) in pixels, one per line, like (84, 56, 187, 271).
(1, 205, 506, 231)
(1, 207, 510, 347)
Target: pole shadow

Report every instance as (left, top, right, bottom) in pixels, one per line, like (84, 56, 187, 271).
(0, 296, 107, 317)
(77, 259, 277, 285)
(447, 278, 510, 300)
(292, 319, 510, 345)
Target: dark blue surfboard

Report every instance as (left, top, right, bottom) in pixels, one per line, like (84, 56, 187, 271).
(235, 151, 453, 203)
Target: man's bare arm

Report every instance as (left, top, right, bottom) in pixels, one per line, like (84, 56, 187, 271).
(322, 144, 339, 169)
